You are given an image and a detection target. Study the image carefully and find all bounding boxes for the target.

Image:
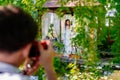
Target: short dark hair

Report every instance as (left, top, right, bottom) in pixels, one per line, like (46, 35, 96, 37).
(0, 5, 38, 52)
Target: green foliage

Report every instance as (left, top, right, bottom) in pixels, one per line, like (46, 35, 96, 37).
(0, 0, 120, 79)
(56, 7, 72, 17)
(111, 10, 120, 54)
(73, 5, 103, 64)
(34, 67, 45, 80)
(54, 57, 69, 76)
(55, 57, 103, 80)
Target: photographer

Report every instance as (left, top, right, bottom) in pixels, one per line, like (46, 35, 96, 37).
(0, 5, 57, 80)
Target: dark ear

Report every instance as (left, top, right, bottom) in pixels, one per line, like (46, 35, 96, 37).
(22, 44, 32, 58)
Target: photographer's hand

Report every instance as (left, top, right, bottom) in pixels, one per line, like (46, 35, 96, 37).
(39, 40, 57, 80)
(23, 57, 40, 76)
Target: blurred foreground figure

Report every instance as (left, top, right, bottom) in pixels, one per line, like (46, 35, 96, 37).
(0, 5, 57, 80)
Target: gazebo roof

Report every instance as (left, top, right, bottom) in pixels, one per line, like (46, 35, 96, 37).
(43, 0, 77, 8)
(43, 0, 100, 8)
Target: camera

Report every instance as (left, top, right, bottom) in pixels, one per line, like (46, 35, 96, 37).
(29, 41, 40, 58)
(29, 40, 48, 58)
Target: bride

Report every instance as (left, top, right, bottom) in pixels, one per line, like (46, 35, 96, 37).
(64, 19, 72, 57)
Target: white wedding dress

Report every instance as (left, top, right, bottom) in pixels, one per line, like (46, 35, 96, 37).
(64, 27, 72, 57)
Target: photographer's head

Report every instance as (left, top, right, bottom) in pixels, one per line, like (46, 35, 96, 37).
(0, 5, 38, 66)
(0, 5, 57, 79)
